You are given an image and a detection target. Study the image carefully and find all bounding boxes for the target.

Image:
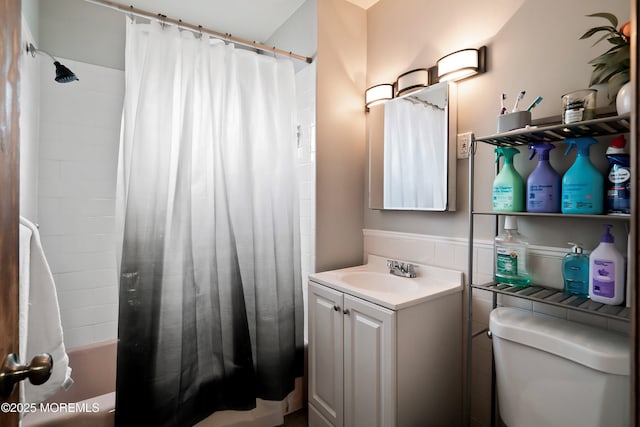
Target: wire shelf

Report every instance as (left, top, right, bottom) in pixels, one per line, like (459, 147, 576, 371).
(471, 282, 630, 321)
(471, 210, 630, 220)
(475, 113, 631, 147)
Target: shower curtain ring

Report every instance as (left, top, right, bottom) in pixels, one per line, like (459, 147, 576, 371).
(128, 5, 134, 23)
(158, 13, 167, 29)
(272, 46, 277, 59)
(197, 25, 203, 39)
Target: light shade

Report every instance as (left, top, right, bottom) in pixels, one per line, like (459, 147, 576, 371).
(365, 83, 394, 109)
(395, 68, 429, 97)
(437, 46, 486, 82)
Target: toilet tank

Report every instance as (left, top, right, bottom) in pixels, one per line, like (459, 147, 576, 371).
(489, 307, 629, 427)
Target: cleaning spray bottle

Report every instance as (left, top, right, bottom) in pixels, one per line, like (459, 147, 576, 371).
(492, 147, 524, 212)
(589, 224, 625, 305)
(605, 135, 631, 214)
(527, 142, 561, 213)
(561, 137, 604, 214)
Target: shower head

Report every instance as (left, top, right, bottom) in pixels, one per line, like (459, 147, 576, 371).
(26, 43, 79, 83)
(53, 61, 79, 83)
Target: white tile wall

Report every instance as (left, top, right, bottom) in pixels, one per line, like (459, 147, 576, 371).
(37, 58, 124, 350)
(296, 62, 316, 342)
(362, 228, 630, 427)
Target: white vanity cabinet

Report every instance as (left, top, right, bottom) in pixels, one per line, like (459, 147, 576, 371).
(307, 257, 463, 427)
(308, 281, 395, 427)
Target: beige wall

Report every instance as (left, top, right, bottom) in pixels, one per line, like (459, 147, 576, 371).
(316, 0, 367, 271)
(359, 1, 630, 426)
(364, 0, 629, 249)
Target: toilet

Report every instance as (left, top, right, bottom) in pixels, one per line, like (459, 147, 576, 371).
(489, 307, 629, 427)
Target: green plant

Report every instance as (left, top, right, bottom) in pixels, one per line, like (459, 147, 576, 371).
(580, 12, 630, 100)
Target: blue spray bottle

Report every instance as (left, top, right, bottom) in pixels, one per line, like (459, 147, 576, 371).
(527, 142, 561, 213)
(561, 137, 604, 214)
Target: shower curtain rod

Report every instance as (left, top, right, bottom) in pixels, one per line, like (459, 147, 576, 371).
(83, 0, 314, 64)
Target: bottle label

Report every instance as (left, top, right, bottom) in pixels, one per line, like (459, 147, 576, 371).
(592, 258, 615, 298)
(562, 183, 594, 210)
(607, 165, 631, 213)
(493, 185, 514, 210)
(496, 247, 518, 275)
(564, 108, 584, 124)
(609, 167, 630, 184)
(528, 184, 555, 210)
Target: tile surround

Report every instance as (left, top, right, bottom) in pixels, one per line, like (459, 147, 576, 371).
(295, 62, 317, 342)
(37, 58, 123, 350)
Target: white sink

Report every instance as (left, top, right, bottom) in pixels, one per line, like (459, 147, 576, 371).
(335, 271, 420, 293)
(309, 255, 463, 310)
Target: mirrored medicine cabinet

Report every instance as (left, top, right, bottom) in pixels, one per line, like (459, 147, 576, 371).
(368, 81, 457, 211)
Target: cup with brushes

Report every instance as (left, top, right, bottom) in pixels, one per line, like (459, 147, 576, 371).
(496, 90, 543, 133)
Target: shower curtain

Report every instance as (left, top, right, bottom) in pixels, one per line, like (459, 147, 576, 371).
(383, 97, 446, 209)
(115, 20, 303, 427)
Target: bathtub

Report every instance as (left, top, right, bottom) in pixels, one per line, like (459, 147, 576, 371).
(22, 340, 304, 427)
(23, 340, 117, 427)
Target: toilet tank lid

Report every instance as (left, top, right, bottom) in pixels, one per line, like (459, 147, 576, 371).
(489, 307, 629, 375)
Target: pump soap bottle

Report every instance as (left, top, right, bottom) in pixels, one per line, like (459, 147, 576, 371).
(493, 147, 524, 212)
(527, 142, 561, 213)
(589, 224, 625, 305)
(562, 243, 589, 297)
(561, 137, 604, 214)
(494, 216, 531, 287)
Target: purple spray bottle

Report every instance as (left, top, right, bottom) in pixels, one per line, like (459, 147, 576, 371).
(527, 142, 561, 213)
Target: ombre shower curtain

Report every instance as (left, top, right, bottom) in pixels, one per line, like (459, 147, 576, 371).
(115, 20, 303, 427)
(383, 97, 446, 209)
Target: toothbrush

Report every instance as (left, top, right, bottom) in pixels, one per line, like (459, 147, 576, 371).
(526, 96, 543, 112)
(500, 93, 507, 115)
(512, 90, 526, 112)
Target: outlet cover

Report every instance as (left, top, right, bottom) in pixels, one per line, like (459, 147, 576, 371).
(457, 132, 473, 159)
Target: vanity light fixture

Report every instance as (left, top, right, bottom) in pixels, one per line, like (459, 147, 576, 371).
(437, 46, 486, 82)
(365, 83, 394, 111)
(395, 68, 429, 97)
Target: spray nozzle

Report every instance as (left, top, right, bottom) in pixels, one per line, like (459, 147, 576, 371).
(495, 146, 520, 164)
(528, 142, 555, 160)
(564, 137, 598, 156)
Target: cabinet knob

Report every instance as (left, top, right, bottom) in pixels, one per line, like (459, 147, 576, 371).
(343, 309, 350, 315)
(333, 305, 339, 311)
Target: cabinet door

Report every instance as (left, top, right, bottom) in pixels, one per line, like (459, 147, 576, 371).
(343, 295, 396, 427)
(308, 281, 344, 427)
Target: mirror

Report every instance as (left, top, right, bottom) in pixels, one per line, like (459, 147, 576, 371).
(369, 81, 457, 211)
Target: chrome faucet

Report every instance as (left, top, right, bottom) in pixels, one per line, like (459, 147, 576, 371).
(386, 260, 417, 278)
